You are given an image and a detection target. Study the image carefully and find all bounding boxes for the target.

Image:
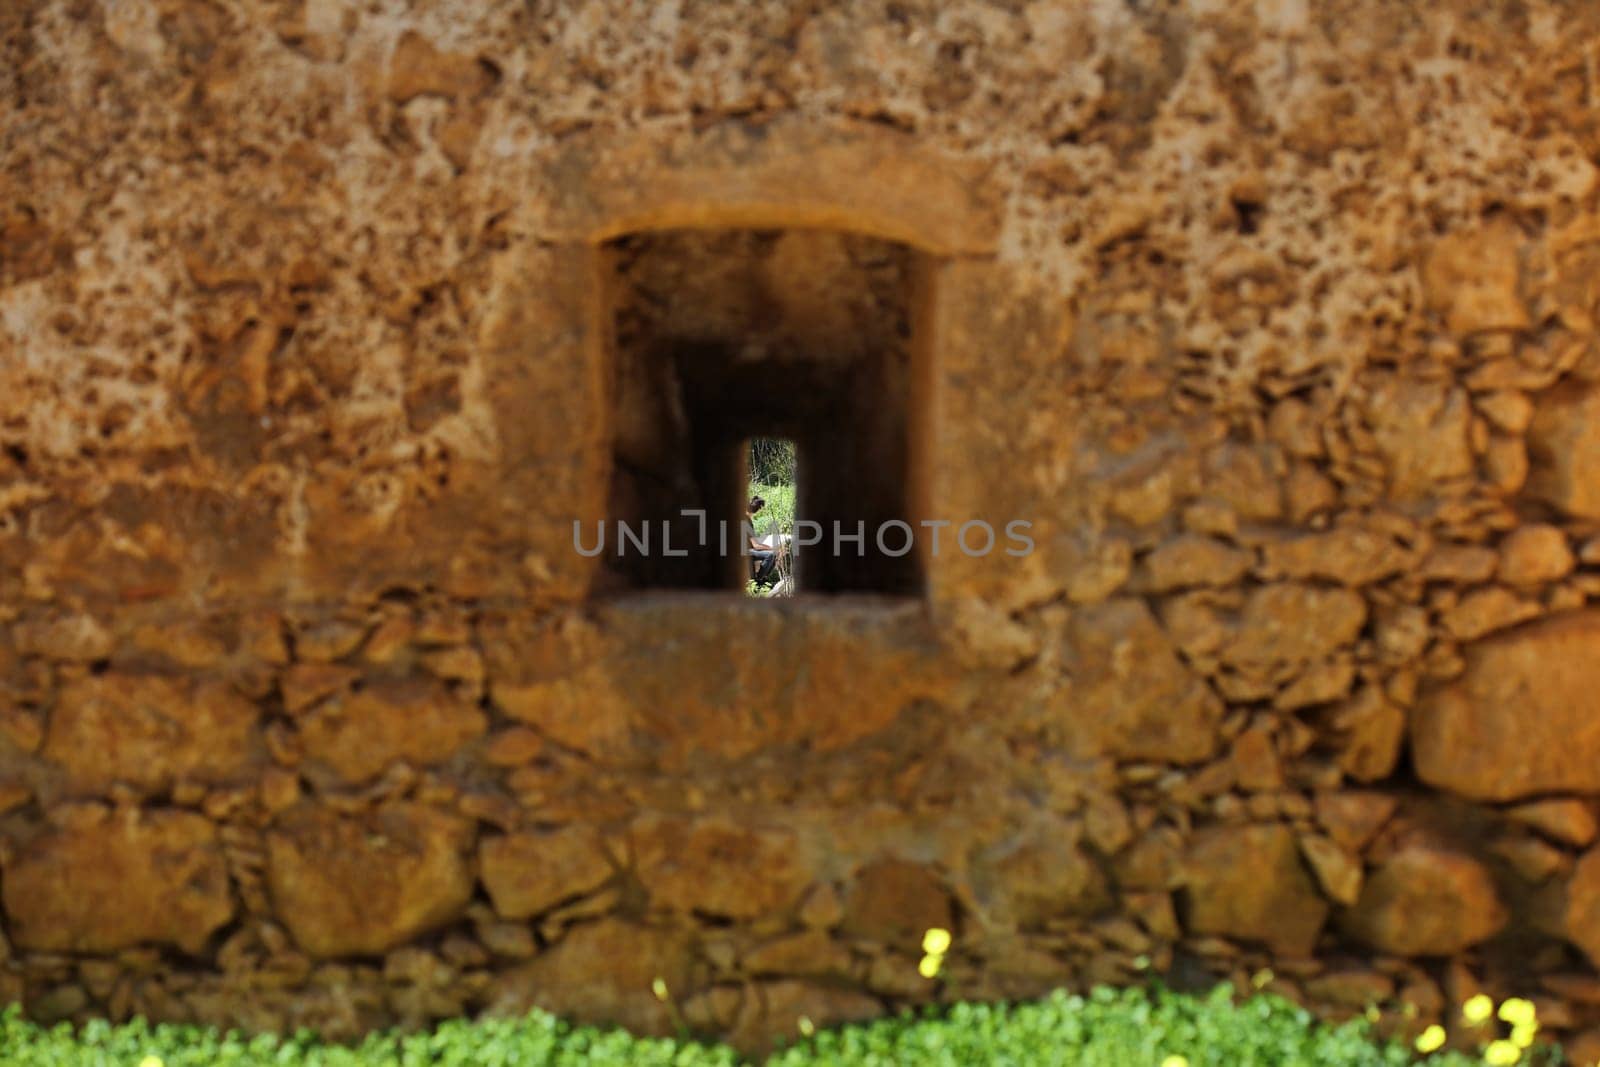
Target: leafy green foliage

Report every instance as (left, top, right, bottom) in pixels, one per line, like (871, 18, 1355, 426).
(0, 985, 1560, 1066)
(748, 438, 796, 488)
(748, 481, 795, 540)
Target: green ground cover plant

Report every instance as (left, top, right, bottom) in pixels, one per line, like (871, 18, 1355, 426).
(0, 984, 1567, 1067)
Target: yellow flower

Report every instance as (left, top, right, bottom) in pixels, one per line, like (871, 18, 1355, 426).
(651, 977, 669, 1002)
(1160, 1056, 1189, 1067)
(1498, 998, 1537, 1028)
(797, 1015, 815, 1037)
(138, 1058, 165, 1067)
(1414, 1024, 1446, 1053)
(922, 927, 952, 956)
(917, 953, 942, 979)
(1251, 968, 1274, 989)
(1483, 1039, 1521, 1066)
(1510, 1021, 1537, 1050)
(1462, 994, 1495, 1026)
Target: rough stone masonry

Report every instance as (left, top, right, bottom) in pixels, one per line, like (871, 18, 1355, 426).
(7, 0, 1600, 1057)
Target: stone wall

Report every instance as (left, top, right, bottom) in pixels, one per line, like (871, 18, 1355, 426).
(7, 0, 1600, 1057)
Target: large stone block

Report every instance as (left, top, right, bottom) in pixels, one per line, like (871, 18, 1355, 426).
(4, 809, 233, 953)
(296, 679, 487, 785)
(42, 674, 262, 795)
(1527, 381, 1600, 520)
(493, 598, 956, 768)
(1181, 824, 1328, 956)
(1340, 843, 1505, 956)
(480, 827, 615, 920)
(1421, 221, 1529, 335)
(1413, 610, 1600, 801)
(266, 804, 475, 957)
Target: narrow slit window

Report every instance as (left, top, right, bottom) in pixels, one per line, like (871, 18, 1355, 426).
(746, 437, 797, 597)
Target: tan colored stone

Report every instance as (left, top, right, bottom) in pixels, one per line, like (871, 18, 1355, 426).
(43, 674, 262, 794)
(1053, 599, 1223, 763)
(1341, 844, 1505, 955)
(0, 707, 43, 754)
(1284, 462, 1339, 523)
(361, 614, 415, 666)
(1565, 847, 1600, 970)
(297, 679, 486, 785)
(14, 613, 112, 661)
(1181, 824, 1328, 956)
(239, 611, 289, 665)
(1507, 799, 1598, 847)
(4, 809, 233, 953)
(1440, 586, 1540, 642)
(1484, 433, 1529, 494)
(266, 804, 475, 958)
(491, 673, 633, 759)
(1258, 526, 1411, 586)
(480, 827, 615, 920)
(1314, 791, 1396, 851)
(129, 621, 229, 668)
(421, 646, 484, 685)
(1201, 442, 1285, 522)
(798, 882, 844, 930)
(292, 620, 368, 662)
(1414, 610, 1600, 800)
(1323, 685, 1405, 782)
(1420, 544, 1499, 583)
(387, 31, 498, 103)
(1115, 826, 1185, 891)
(742, 929, 854, 977)
(1229, 723, 1282, 791)
(280, 662, 359, 714)
(1298, 833, 1363, 907)
(1527, 381, 1600, 520)
(484, 727, 545, 767)
(1140, 535, 1252, 592)
(972, 821, 1109, 927)
(1274, 656, 1357, 712)
(1477, 390, 1533, 433)
(632, 815, 810, 919)
(1496, 524, 1575, 586)
(1422, 221, 1529, 335)
(1491, 833, 1569, 883)
(1366, 380, 1475, 499)
(1223, 584, 1367, 672)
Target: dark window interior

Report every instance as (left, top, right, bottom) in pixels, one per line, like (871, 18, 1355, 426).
(597, 228, 924, 597)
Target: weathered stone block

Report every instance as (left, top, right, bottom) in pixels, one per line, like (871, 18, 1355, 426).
(266, 804, 475, 957)
(1527, 381, 1600, 520)
(296, 679, 486, 785)
(1340, 844, 1505, 956)
(4, 809, 233, 953)
(480, 827, 615, 920)
(43, 674, 262, 794)
(1413, 610, 1600, 801)
(1181, 824, 1328, 956)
